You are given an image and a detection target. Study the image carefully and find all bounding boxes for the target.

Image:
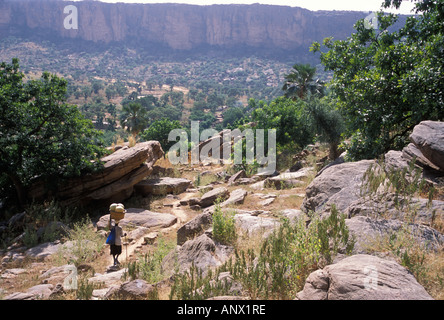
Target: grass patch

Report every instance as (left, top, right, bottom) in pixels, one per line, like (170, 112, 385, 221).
(169, 206, 354, 300)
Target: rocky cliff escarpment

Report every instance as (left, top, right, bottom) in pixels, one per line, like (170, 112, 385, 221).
(0, 0, 371, 54)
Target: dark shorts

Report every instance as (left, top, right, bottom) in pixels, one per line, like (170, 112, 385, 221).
(110, 244, 122, 255)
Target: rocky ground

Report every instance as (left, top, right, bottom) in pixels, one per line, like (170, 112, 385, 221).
(1, 120, 443, 300)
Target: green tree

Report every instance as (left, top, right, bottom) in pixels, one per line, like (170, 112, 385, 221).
(222, 107, 244, 127)
(0, 59, 106, 206)
(119, 102, 149, 137)
(251, 97, 314, 150)
(282, 64, 324, 101)
(311, 0, 444, 160)
(306, 97, 345, 160)
(141, 118, 183, 156)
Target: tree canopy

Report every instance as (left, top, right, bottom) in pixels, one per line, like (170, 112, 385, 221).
(0, 59, 106, 206)
(311, 0, 444, 160)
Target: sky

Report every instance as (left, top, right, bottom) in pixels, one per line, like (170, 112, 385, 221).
(79, 0, 417, 15)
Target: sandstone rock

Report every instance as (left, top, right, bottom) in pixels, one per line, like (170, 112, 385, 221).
(5, 284, 54, 300)
(234, 213, 279, 238)
(163, 234, 233, 276)
(301, 160, 375, 215)
(88, 268, 127, 286)
(258, 197, 275, 206)
(263, 177, 304, 190)
(345, 194, 444, 225)
(402, 143, 441, 171)
(113, 279, 155, 300)
(28, 141, 164, 206)
(228, 170, 247, 186)
(222, 188, 248, 206)
(203, 188, 248, 214)
(134, 177, 192, 196)
(410, 120, 444, 171)
(97, 208, 177, 230)
(345, 216, 444, 253)
(199, 187, 229, 208)
(177, 212, 213, 245)
(1, 268, 27, 279)
(280, 209, 308, 223)
(126, 226, 150, 242)
(25, 241, 62, 260)
(40, 265, 72, 283)
(296, 254, 433, 300)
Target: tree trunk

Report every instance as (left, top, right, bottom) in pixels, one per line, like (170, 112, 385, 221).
(329, 143, 341, 161)
(8, 173, 27, 209)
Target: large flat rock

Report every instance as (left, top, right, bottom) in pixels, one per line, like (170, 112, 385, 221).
(97, 208, 177, 230)
(134, 177, 192, 195)
(410, 120, 444, 172)
(296, 254, 433, 300)
(28, 141, 164, 206)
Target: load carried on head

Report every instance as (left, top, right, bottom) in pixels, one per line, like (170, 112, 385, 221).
(109, 203, 126, 222)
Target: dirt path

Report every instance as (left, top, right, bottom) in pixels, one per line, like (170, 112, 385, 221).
(106, 190, 198, 267)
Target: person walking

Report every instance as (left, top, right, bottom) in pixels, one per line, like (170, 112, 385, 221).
(108, 220, 126, 266)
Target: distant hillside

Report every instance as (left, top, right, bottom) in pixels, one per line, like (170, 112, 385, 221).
(0, 0, 390, 60)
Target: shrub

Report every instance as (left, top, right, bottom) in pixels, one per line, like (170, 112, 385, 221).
(212, 204, 237, 245)
(170, 207, 354, 300)
(124, 235, 175, 284)
(56, 217, 104, 267)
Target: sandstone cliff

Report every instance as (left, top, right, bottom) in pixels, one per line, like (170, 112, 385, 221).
(0, 0, 370, 53)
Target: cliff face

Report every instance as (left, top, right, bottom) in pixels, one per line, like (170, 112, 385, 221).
(0, 0, 368, 53)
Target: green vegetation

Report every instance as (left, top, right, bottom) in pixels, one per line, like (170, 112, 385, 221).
(0, 59, 107, 207)
(170, 208, 354, 300)
(141, 118, 184, 153)
(125, 236, 175, 284)
(311, 0, 444, 160)
(212, 204, 237, 246)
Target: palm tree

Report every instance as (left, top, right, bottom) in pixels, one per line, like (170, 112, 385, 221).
(119, 102, 149, 137)
(282, 64, 325, 101)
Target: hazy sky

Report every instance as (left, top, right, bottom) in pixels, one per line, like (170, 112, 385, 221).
(81, 0, 417, 14)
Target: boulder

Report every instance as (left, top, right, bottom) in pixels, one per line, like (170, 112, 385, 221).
(301, 160, 375, 215)
(345, 216, 444, 253)
(199, 187, 230, 208)
(28, 141, 164, 206)
(134, 177, 192, 196)
(296, 254, 433, 300)
(5, 284, 54, 300)
(1, 268, 27, 279)
(112, 279, 156, 300)
(177, 211, 213, 245)
(97, 208, 177, 230)
(203, 188, 248, 214)
(234, 213, 280, 238)
(88, 268, 127, 286)
(345, 193, 444, 225)
(163, 234, 233, 276)
(25, 241, 62, 260)
(402, 143, 441, 171)
(409, 120, 444, 172)
(227, 170, 247, 186)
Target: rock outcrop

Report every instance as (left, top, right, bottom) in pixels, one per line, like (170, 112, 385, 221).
(96, 208, 177, 230)
(296, 254, 433, 300)
(409, 121, 444, 172)
(134, 177, 192, 196)
(28, 141, 164, 206)
(0, 1, 381, 55)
